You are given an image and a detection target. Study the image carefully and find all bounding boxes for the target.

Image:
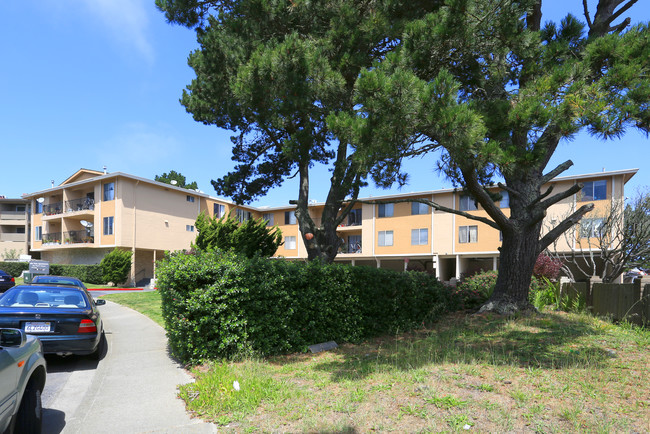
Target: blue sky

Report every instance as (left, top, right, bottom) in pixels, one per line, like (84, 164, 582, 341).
(1, 1, 648, 206)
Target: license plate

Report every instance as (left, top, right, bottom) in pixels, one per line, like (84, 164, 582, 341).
(25, 322, 51, 333)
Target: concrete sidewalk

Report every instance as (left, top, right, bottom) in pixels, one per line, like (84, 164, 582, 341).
(57, 301, 216, 433)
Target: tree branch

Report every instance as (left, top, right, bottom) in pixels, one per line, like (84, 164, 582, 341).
(538, 203, 595, 254)
(541, 160, 573, 185)
(356, 198, 500, 229)
(538, 182, 583, 211)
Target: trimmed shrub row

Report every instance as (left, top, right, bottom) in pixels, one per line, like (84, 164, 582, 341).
(156, 250, 461, 364)
(1, 261, 110, 285)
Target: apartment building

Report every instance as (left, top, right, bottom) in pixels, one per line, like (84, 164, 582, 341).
(0, 197, 29, 258)
(22, 168, 636, 285)
(22, 169, 256, 286)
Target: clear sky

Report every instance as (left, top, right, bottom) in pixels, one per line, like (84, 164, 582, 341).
(1, 1, 648, 206)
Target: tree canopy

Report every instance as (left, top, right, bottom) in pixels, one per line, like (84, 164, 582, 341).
(327, 0, 649, 313)
(193, 213, 283, 258)
(156, 0, 440, 262)
(155, 170, 199, 190)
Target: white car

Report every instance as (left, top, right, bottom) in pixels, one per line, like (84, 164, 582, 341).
(0, 328, 46, 433)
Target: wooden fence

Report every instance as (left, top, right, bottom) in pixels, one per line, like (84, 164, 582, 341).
(560, 277, 650, 325)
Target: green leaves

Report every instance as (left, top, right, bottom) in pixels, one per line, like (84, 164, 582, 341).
(100, 248, 133, 284)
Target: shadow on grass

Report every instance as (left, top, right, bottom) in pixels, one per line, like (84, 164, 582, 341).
(310, 311, 615, 382)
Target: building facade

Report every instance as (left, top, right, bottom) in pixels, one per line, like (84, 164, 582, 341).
(22, 168, 636, 285)
(0, 197, 29, 259)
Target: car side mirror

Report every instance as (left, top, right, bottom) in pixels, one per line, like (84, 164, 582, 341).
(95, 299, 106, 306)
(0, 328, 26, 347)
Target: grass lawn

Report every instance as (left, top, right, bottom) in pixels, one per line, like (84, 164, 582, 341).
(102, 292, 650, 432)
(100, 291, 164, 327)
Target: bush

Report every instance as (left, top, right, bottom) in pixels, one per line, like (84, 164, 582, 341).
(157, 250, 459, 363)
(456, 270, 545, 310)
(50, 264, 104, 284)
(0, 261, 29, 277)
(100, 249, 132, 284)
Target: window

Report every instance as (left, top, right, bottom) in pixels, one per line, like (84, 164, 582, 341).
(214, 203, 225, 218)
(35, 202, 43, 214)
(348, 235, 362, 253)
(236, 209, 251, 222)
(499, 191, 509, 208)
(581, 180, 607, 201)
(35, 226, 42, 241)
(285, 211, 296, 225)
(411, 202, 429, 215)
(459, 195, 477, 211)
(378, 230, 394, 246)
(348, 208, 362, 225)
(186, 225, 195, 232)
(103, 216, 114, 235)
(378, 203, 394, 218)
(285, 236, 296, 250)
(459, 225, 478, 243)
(411, 228, 428, 245)
(580, 218, 604, 238)
(103, 182, 115, 201)
(16, 227, 25, 234)
(186, 195, 195, 203)
(15, 205, 26, 212)
(263, 213, 274, 226)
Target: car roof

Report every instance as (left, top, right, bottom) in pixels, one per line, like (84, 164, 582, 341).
(0, 269, 10, 276)
(32, 275, 82, 282)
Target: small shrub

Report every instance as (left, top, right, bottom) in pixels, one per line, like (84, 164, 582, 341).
(50, 264, 104, 284)
(533, 253, 563, 280)
(100, 249, 132, 284)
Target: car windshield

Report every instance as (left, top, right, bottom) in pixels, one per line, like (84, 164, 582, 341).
(32, 276, 81, 287)
(0, 286, 88, 308)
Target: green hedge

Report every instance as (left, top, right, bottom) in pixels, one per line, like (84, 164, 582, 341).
(0, 261, 104, 284)
(0, 262, 29, 277)
(156, 250, 460, 364)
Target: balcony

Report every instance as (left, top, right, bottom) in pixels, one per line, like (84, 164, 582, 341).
(64, 197, 95, 213)
(0, 211, 27, 221)
(0, 233, 26, 242)
(63, 230, 94, 244)
(43, 202, 63, 217)
(42, 232, 62, 245)
(338, 241, 362, 254)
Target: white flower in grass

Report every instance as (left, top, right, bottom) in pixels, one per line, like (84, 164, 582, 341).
(233, 380, 240, 391)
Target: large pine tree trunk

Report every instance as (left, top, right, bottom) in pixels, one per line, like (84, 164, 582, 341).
(480, 222, 541, 315)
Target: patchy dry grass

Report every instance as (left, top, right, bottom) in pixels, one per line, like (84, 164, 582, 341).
(179, 311, 650, 433)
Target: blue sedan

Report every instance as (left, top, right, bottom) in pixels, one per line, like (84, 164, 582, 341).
(0, 285, 106, 358)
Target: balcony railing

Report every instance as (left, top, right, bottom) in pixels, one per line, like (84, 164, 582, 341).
(0, 211, 27, 220)
(42, 232, 62, 245)
(43, 202, 63, 216)
(339, 241, 362, 254)
(64, 198, 95, 213)
(63, 230, 94, 244)
(0, 233, 26, 242)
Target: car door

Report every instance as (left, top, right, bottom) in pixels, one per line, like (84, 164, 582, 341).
(0, 347, 20, 428)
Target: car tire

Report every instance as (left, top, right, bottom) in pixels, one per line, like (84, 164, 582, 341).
(15, 384, 42, 434)
(90, 331, 106, 360)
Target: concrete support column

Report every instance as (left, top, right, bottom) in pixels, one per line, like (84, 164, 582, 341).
(492, 256, 498, 271)
(455, 255, 461, 280)
(376, 258, 381, 268)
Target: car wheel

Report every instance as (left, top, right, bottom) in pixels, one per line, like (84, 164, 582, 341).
(90, 331, 106, 360)
(15, 384, 42, 434)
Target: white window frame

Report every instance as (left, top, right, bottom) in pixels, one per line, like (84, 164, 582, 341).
(186, 225, 195, 232)
(186, 195, 195, 203)
(236, 209, 252, 222)
(580, 218, 604, 238)
(378, 203, 394, 218)
(581, 180, 607, 201)
(103, 182, 115, 201)
(103, 216, 114, 235)
(214, 203, 225, 218)
(459, 195, 477, 211)
(459, 225, 478, 243)
(263, 213, 274, 226)
(378, 230, 394, 246)
(284, 211, 296, 225)
(285, 236, 296, 250)
(411, 228, 428, 245)
(411, 202, 428, 215)
(35, 226, 42, 241)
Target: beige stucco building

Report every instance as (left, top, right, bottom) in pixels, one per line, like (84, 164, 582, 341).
(22, 168, 636, 285)
(0, 197, 29, 259)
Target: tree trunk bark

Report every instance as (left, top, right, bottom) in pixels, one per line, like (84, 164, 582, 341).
(479, 223, 541, 315)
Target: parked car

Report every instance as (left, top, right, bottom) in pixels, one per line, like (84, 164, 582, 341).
(30, 275, 87, 290)
(0, 269, 15, 293)
(0, 285, 106, 358)
(624, 267, 646, 282)
(0, 328, 47, 433)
